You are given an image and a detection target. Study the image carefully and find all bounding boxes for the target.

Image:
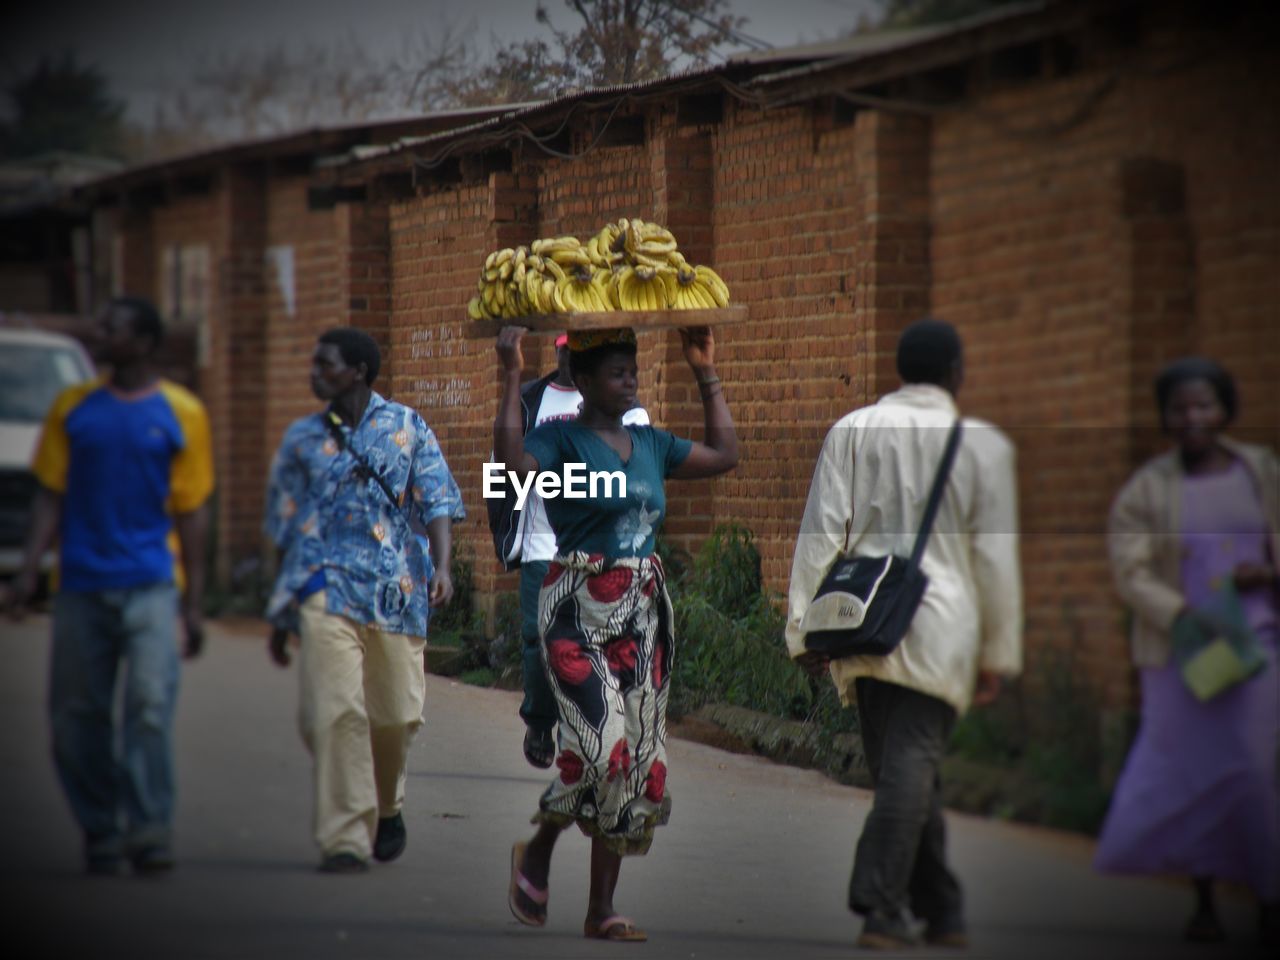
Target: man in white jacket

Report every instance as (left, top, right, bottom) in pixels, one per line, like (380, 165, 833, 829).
(786, 318, 1023, 949)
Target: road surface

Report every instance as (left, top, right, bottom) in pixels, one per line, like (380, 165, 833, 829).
(0, 616, 1264, 958)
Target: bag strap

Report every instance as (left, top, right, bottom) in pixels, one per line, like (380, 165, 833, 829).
(323, 409, 403, 511)
(907, 420, 963, 570)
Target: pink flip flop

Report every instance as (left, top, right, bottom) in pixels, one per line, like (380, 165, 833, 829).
(584, 915, 648, 942)
(508, 841, 548, 927)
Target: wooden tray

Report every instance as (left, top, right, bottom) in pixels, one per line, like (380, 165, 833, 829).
(461, 306, 748, 339)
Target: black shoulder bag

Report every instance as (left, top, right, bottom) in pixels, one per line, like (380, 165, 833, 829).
(323, 409, 403, 510)
(800, 421, 963, 658)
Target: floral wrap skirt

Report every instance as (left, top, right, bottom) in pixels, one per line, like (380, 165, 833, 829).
(535, 551, 674, 856)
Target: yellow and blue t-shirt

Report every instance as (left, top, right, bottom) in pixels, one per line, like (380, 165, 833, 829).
(32, 379, 215, 592)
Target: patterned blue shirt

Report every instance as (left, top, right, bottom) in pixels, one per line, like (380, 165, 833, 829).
(264, 393, 464, 638)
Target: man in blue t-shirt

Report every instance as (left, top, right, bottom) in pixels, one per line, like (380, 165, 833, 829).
(5, 297, 214, 876)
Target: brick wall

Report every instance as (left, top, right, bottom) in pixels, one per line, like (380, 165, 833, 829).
(926, 4, 1280, 708)
(371, 10, 1277, 717)
(90, 2, 1277, 723)
(262, 176, 341, 478)
(387, 180, 499, 599)
(217, 167, 268, 581)
(711, 103, 897, 587)
(929, 69, 1137, 707)
(336, 199, 393, 390)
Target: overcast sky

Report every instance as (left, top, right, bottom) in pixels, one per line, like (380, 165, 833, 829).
(4, 0, 882, 122)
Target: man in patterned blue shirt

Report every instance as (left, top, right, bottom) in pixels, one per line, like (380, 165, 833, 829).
(264, 327, 464, 874)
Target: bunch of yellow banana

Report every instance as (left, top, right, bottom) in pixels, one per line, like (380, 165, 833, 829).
(620, 218, 680, 270)
(468, 223, 730, 318)
(468, 245, 529, 320)
(586, 224, 625, 270)
(612, 264, 671, 311)
(603, 217, 731, 308)
(554, 267, 614, 313)
(669, 263, 730, 309)
(518, 254, 561, 315)
(531, 236, 592, 270)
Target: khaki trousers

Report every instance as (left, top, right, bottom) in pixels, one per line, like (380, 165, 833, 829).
(298, 592, 426, 858)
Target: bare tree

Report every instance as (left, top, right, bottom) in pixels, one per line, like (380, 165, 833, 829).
(454, 0, 750, 106)
(181, 36, 406, 139)
(127, 4, 756, 159)
(133, 25, 479, 159)
(443, 38, 572, 108)
(386, 22, 480, 113)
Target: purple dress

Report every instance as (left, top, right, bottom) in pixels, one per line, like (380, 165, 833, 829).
(1095, 460, 1279, 898)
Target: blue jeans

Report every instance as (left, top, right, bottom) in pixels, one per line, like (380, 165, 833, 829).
(518, 561, 557, 734)
(50, 583, 180, 860)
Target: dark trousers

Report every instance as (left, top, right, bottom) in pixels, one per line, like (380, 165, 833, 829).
(518, 560, 557, 733)
(849, 677, 963, 928)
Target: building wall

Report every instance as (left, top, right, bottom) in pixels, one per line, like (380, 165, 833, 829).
(386, 181, 500, 596)
(262, 176, 340, 475)
(93, 4, 1278, 721)
(926, 2, 1280, 707)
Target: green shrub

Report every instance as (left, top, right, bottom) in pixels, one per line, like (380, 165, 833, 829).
(666, 525, 812, 720)
(458, 667, 495, 687)
(683, 523, 763, 620)
(946, 642, 1113, 833)
(428, 550, 487, 672)
(487, 590, 524, 684)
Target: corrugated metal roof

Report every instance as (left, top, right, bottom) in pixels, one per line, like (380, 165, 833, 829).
(317, 63, 747, 172)
(78, 103, 542, 196)
(728, 0, 1046, 68)
(324, 0, 1062, 175)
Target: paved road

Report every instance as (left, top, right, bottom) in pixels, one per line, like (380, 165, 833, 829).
(0, 615, 1264, 959)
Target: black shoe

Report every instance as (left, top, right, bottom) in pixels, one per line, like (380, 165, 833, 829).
(319, 852, 369, 874)
(856, 908, 919, 950)
(373, 814, 407, 863)
(130, 846, 175, 874)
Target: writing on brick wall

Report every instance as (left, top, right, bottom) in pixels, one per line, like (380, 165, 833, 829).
(415, 377, 470, 408)
(409, 327, 460, 360)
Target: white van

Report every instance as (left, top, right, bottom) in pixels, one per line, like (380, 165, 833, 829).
(0, 327, 95, 575)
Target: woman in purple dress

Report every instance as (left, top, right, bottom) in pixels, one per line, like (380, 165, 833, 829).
(1099, 358, 1279, 946)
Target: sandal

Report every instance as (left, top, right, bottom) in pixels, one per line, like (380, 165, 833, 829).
(523, 727, 555, 769)
(508, 842, 548, 927)
(584, 915, 648, 942)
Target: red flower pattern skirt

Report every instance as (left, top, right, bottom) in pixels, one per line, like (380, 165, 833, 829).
(535, 551, 673, 856)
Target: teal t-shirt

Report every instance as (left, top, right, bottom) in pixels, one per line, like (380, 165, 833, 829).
(523, 421, 692, 559)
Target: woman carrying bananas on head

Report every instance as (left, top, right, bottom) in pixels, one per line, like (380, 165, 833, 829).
(495, 324, 738, 942)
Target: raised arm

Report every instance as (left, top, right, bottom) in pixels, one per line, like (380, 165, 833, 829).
(669, 326, 739, 480)
(494, 325, 539, 476)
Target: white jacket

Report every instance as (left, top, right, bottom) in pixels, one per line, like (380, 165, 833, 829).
(785, 384, 1023, 713)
